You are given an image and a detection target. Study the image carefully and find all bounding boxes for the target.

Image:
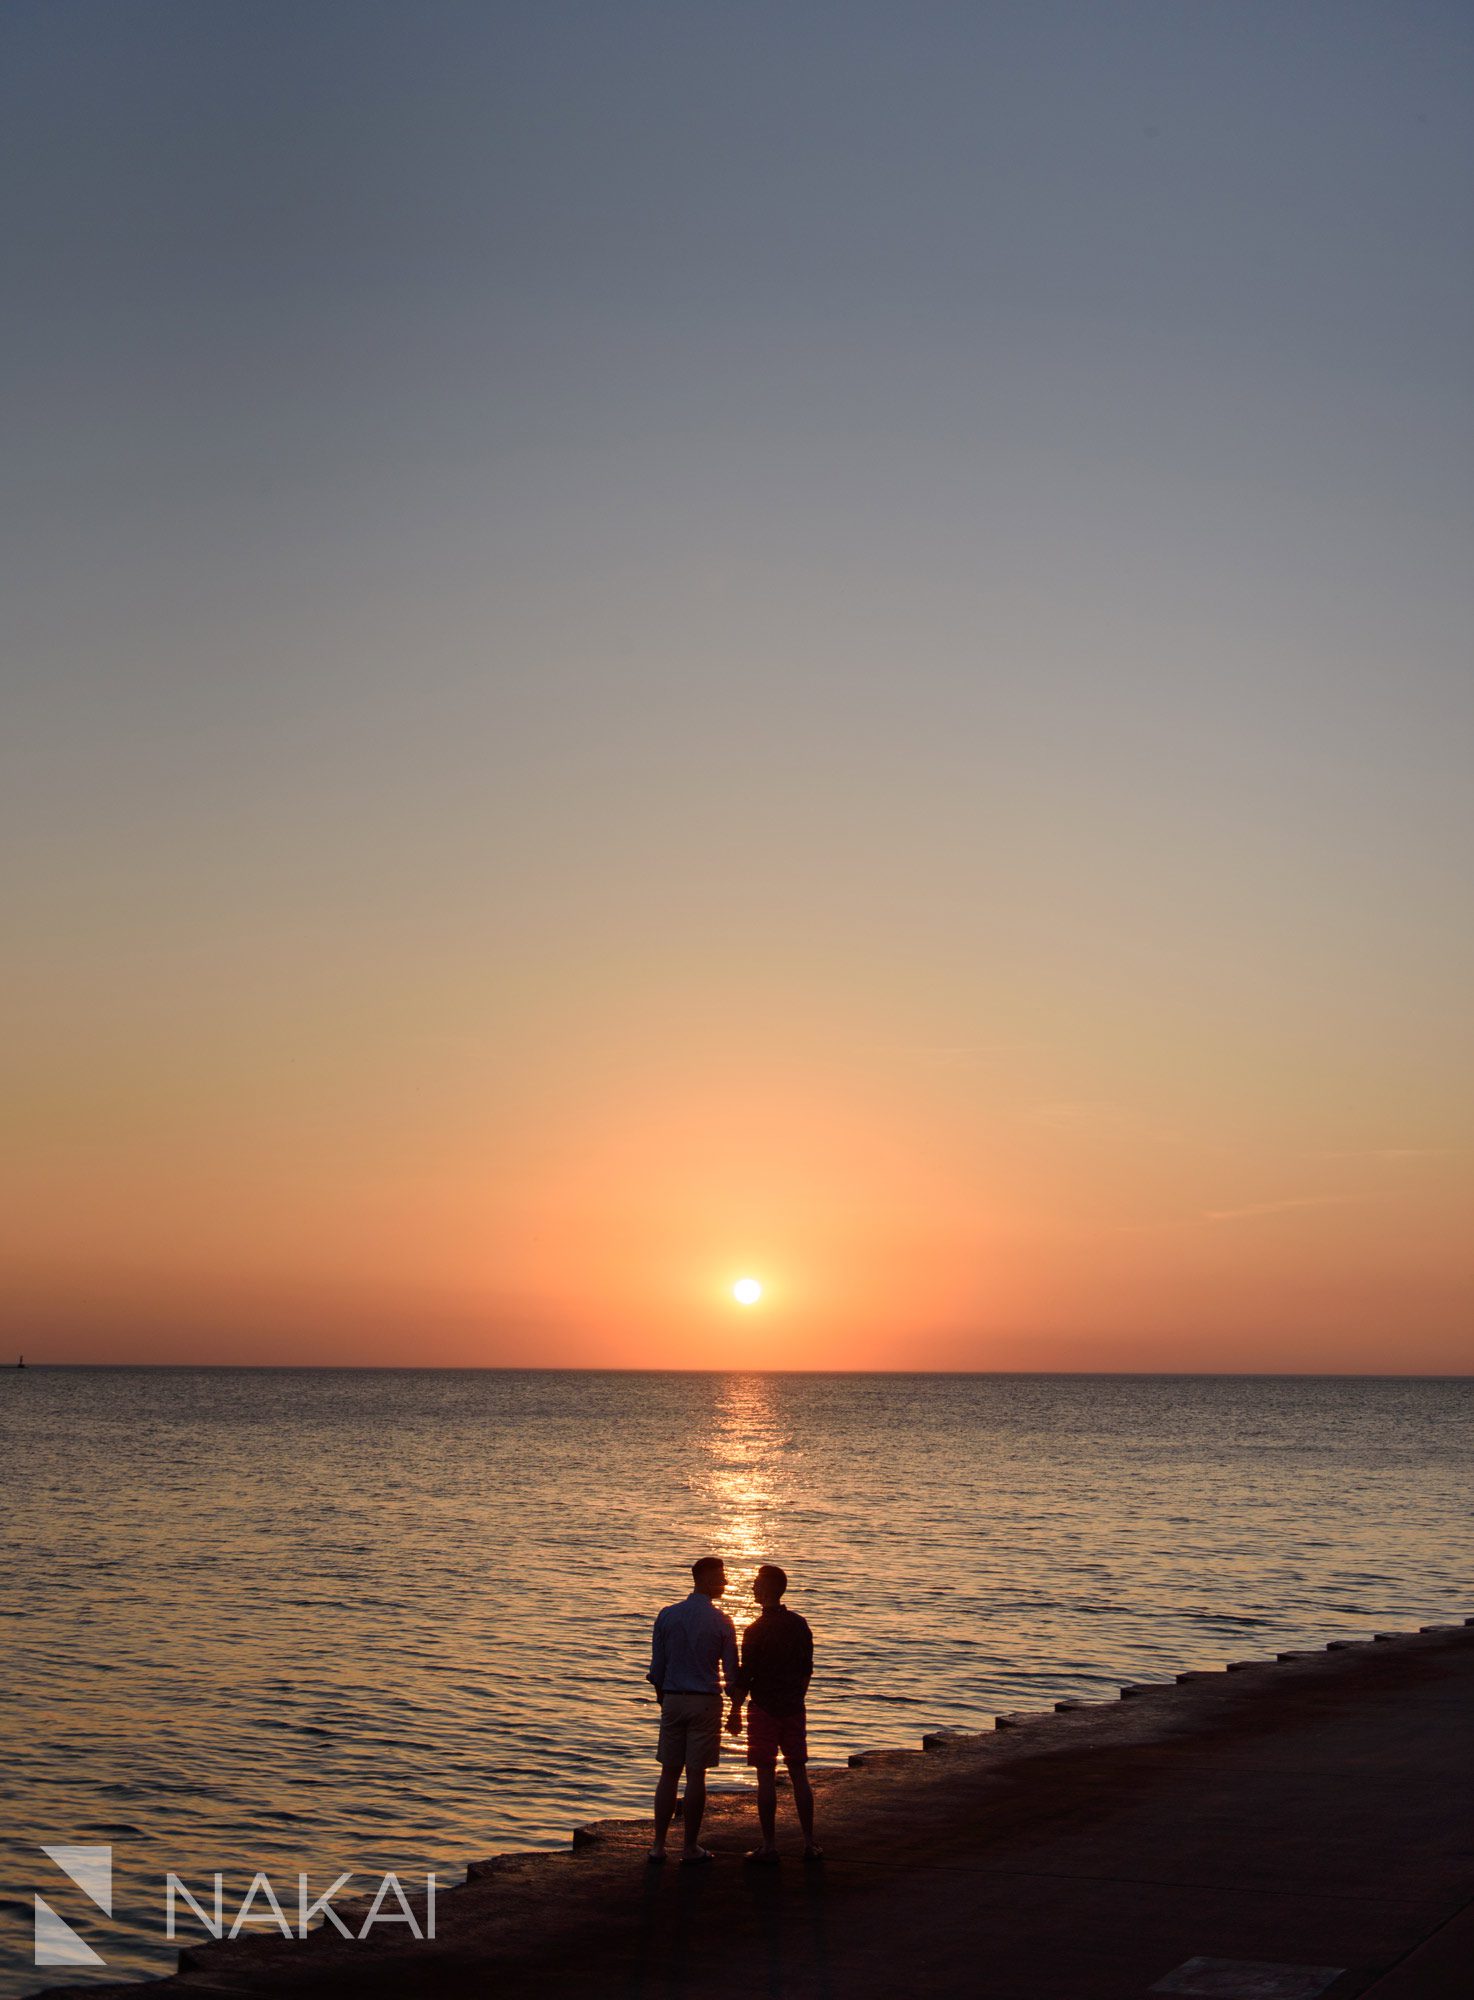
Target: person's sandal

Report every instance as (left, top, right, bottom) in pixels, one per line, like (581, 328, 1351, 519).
(680, 1847, 716, 1865)
(743, 1848, 781, 1865)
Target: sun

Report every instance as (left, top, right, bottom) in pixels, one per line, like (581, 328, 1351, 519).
(732, 1276, 763, 1306)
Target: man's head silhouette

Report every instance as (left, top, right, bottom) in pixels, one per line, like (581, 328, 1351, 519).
(691, 1555, 727, 1598)
(753, 1563, 787, 1607)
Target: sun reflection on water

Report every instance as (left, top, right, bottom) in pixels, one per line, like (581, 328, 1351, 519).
(695, 1374, 793, 1628)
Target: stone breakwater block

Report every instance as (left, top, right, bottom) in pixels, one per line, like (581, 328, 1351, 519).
(1464, 1615, 1474, 1626)
(1419, 1624, 1457, 1634)
(1120, 1683, 1168, 1698)
(1276, 1650, 1318, 1662)
(1175, 1670, 1218, 1682)
(1151, 1955, 1345, 1998)
(1226, 1660, 1272, 1671)
(807, 1764, 852, 1788)
(922, 1729, 965, 1750)
(1326, 1639, 1362, 1650)
(1054, 1698, 1094, 1711)
(570, 1827, 599, 1850)
(1373, 1632, 1402, 1642)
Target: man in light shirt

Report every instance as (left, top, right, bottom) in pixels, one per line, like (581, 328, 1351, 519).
(647, 1555, 740, 1863)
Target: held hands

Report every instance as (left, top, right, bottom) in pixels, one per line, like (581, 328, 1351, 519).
(725, 1704, 744, 1738)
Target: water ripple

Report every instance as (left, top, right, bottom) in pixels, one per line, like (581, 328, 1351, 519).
(3, 1367, 1470, 1996)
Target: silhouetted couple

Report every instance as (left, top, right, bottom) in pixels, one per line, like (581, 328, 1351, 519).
(647, 1556, 820, 1865)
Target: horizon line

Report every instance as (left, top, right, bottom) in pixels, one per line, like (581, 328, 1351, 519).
(9, 1363, 1472, 1380)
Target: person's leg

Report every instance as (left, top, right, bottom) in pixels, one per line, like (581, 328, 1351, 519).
(787, 1758, 818, 1851)
(675, 1696, 722, 1861)
(651, 1698, 687, 1858)
(681, 1762, 708, 1853)
(652, 1760, 682, 1856)
(754, 1760, 779, 1851)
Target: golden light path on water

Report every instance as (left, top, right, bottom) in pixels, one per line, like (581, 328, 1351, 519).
(696, 1375, 790, 1633)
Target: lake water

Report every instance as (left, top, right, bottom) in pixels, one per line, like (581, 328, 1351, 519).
(4, 1368, 1470, 1993)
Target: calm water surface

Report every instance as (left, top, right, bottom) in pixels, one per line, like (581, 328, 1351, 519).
(4, 1368, 1471, 1992)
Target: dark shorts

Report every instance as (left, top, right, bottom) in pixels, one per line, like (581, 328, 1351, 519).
(746, 1702, 807, 1767)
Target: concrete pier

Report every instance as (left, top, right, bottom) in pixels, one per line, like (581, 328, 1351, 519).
(43, 1624, 1473, 2000)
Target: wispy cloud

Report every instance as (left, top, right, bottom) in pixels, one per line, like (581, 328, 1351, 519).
(1310, 1147, 1452, 1163)
(1030, 1098, 1123, 1124)
(1204, 1192, 1379, 1224)
(863, 1041, 1047, 1069)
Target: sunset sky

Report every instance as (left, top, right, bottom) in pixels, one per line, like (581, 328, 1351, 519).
(3, 3, 1471, 1371)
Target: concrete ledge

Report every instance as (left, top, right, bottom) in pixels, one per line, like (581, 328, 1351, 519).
(1356, 1897, 1474, 1997)
(34, 1618, 1474, 2000)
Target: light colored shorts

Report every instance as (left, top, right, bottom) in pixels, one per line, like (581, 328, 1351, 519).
(657, 1691, 723, 1770)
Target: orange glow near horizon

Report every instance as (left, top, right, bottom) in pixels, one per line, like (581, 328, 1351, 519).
(3, 5, 1472, 1383)
(3, 1003, 1470, 1373)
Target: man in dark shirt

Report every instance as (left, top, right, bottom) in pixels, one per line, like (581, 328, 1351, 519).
(726, 1563, 821, 1861)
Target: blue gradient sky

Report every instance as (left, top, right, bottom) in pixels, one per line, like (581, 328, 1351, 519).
(4, 3, 1471, 1367)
